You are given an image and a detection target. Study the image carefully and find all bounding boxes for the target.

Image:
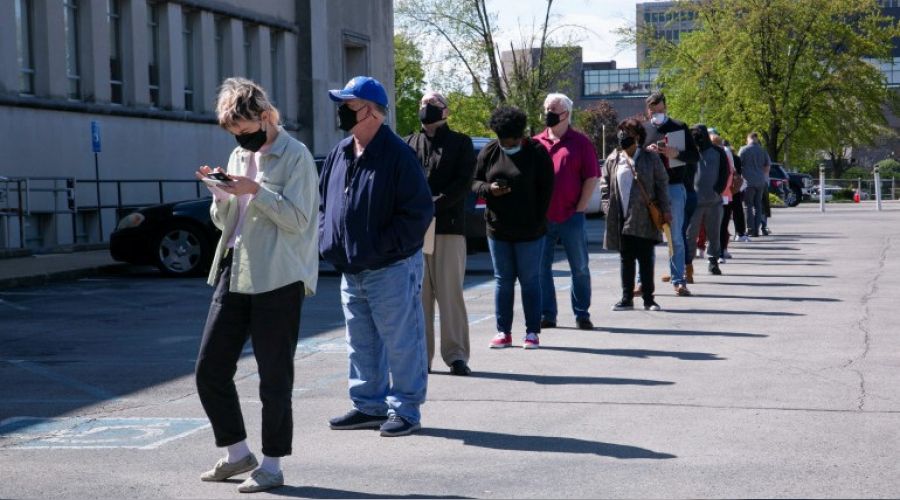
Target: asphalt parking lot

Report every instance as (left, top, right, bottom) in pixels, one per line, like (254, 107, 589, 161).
(2, 204, 900, 499)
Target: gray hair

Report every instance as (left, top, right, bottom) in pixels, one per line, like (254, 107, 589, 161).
(543, 93, 573, 116)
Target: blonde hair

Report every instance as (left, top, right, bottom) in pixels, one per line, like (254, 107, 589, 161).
(216, 77, 281, 129)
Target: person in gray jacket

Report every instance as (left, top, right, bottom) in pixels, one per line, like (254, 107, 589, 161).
(685, 124, 729, 276)
(738, 132, 771, 237)
(601, 118, 671, 311)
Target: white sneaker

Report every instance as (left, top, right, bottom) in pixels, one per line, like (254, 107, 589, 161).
(739, 235, 751, 243)
(718, 257, 726, 264)
(697, 249, 706, 259)
(723, 251, 733, 259)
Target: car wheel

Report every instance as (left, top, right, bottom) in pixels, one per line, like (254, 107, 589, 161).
(155, 222, 211, 276)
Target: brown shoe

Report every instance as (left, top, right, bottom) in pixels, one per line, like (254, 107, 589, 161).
(674, 284, 692, 296)
(661, 275, 672, 283)
(686, 264, 694, 284)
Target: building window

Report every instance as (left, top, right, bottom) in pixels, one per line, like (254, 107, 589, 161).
(15, 0, 35, 95)
(270, 30, 280, 104)
(64, 0, 81, 100)
(182, 10, 195, 111)
(108, 0, 123, 103)
(244, 24, 256, 80)
(148, 1, 161, 107)
(214, 16, 225, 84)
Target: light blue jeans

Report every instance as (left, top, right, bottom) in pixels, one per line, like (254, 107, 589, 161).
(488, 236, 544, 334)
(667, 184, 687, 286)
(540, 212, 591, 322)
(340, 252, 427, 424)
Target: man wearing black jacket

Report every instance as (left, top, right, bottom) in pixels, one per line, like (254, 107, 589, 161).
(644, 92, 699, 296)
(404, 92, 475, 376)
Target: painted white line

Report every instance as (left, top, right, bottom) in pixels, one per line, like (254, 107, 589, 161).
(139, 423, 211, 450)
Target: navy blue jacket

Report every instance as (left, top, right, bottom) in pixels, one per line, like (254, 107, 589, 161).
(318, 124, 434, 274)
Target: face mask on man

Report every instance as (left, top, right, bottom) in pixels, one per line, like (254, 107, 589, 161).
(235, 123, 267, 152)
(500, 144, 522, 156)
(544, 111, 562, 128)
(337, 104, 363, 132)
(650, 113, 667, 126)
(418, 103, 444, 125)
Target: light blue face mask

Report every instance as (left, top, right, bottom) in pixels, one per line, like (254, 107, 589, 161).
(501, 145, 522, 156)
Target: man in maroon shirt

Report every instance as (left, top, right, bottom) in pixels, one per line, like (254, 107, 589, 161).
(534, 93, 600, 330)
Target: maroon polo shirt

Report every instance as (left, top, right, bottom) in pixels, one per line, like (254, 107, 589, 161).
(533, 127, 600, 224)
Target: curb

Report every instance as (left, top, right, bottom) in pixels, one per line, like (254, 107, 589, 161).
(0, 263, 132, 290)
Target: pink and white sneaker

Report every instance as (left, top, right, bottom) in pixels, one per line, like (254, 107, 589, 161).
(523, 332, 540, 349)
(489, 332, 512, 349)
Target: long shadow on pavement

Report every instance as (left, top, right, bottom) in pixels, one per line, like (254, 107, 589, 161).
(663, 309, 804, 316)
(699, 282, 817, 287)
(468, 371, 674, 386)
(419, 428, 677, 459)
(537, 346, 725, 361)
(724, 273, 835, 279)
(270, 486, 471, 499)
(601, 326, 767, 338)
(689, 293, 839, 302)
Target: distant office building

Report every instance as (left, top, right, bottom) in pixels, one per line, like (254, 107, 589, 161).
(1, 0, 393, 249)
(635, 1, 695, 68)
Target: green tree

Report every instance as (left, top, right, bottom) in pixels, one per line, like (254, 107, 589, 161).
(875, 158, 900, 177)
(622, 0, 899, 170)
(394, 33, 426, 136)
(446, 91, 493, 138)
(574, 100, 619, 160)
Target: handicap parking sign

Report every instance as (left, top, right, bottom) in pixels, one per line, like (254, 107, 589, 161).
(0, 417, 209, 449)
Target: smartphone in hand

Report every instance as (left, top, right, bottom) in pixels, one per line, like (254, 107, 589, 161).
(202, 171, 233, 187)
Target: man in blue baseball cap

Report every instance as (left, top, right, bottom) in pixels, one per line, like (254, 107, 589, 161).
(319, 76, 434, 437)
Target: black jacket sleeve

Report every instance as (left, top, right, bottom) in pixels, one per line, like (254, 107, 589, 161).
(434, 134, 475, 212)
(472, 143, 494, 198)
(532, 141, 555, 220)
(713, 147, 729, 194)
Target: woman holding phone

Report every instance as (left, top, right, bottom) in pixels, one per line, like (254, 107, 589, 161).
(472, 106, 554, 350)
(193, 77, 319, 493)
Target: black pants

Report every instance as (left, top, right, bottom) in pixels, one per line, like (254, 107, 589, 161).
(195, 257, 304, 457)
(620, 234, 656, 303)
(721, 201, 734, 251)
(730, 192, 746, 237)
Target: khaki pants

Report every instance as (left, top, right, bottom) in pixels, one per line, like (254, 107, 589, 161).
(423, 234, 470, 368)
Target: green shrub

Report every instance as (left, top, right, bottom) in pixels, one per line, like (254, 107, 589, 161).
(768, 192, 784, 206)
(833, 188, 855, 201)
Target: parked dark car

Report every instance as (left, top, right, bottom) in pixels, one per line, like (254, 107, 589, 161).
(767, 163, 796, 206)
(463, 137, 491, 252)
(768, 163, 811, 206)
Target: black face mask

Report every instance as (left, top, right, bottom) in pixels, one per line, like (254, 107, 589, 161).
(418, 104, 444, 125)
(337, 104, 362, 132)
(545, 111, 562, 128)
(617, 131, 635, 150)
(692, 128, 712, 150)
(235, 124, 267, 152)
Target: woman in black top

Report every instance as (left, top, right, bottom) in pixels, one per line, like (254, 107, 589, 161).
(472, 106, 554, 349)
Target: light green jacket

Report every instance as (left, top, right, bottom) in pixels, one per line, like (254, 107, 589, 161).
(207, 129, 319, 296)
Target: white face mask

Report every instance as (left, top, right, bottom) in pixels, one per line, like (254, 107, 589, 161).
(650, 113, 667, 126)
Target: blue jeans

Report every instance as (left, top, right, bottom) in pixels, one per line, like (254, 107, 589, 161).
(340, 252, 427, 424)
(540, 213, 591, 322)
(488, 236, 544, 334)
(668, 184, 688, 286)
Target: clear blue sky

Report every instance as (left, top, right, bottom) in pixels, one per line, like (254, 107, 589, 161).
(490, 0, 639, 67)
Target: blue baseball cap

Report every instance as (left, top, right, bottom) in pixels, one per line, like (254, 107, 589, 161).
(328, 76, 388, 107)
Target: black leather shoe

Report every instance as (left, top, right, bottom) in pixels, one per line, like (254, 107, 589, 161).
(576, 318, 594, 330)
(449, 360, 471, 376)
(540, 319, 556, 328)
(329, 409, 387, 430)
(612, 299, 634, 311)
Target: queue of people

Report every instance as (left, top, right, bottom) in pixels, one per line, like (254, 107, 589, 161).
(191, 77, 772, 492)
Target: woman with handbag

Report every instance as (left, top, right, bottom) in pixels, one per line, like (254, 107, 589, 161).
(600, 118, 671, 311)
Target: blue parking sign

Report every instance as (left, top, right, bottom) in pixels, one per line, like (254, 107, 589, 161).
(91, 120, 101, 153)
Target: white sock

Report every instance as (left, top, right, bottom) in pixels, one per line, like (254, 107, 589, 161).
(260, 455, 281, 474)
(226, 440, 251, 463)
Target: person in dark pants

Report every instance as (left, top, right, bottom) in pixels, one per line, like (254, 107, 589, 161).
(194, 78, 320, 493)
(473, 106, 555, 350)
(601, 118, 671, 311)
(404, 91, 475, 376)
